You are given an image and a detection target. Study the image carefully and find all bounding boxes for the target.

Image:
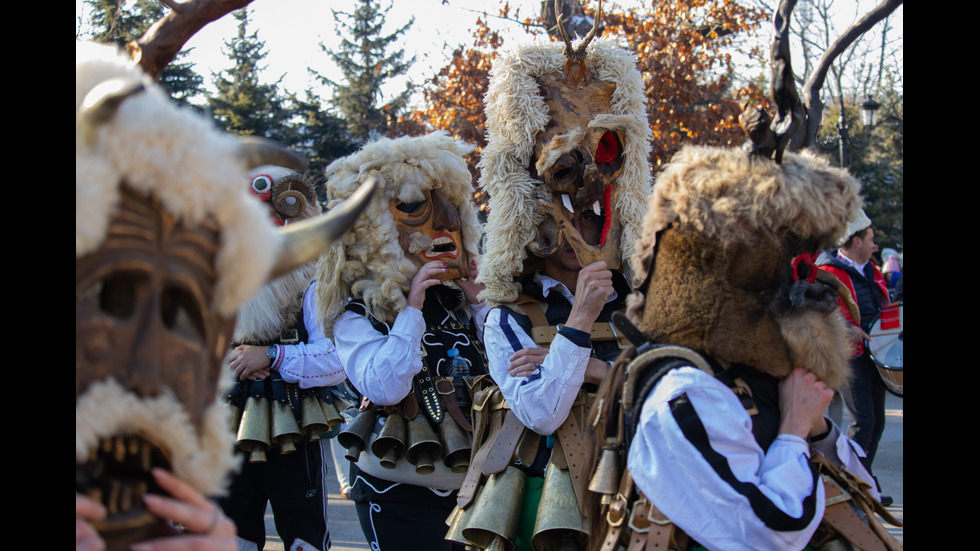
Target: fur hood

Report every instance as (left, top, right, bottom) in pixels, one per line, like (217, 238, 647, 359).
(316, 131, 482, 332)
(477, 38, 652, 306)
(627, 146, 863, 388)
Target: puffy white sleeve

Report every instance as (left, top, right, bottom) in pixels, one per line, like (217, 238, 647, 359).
(274, 281, 347, 389)
(482, 307, 591, 435)
(627, 367, 825, 551)
(332, 305, 425, 406)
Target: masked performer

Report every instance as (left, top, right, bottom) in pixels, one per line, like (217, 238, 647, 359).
(76, 41, 369, 551)
(316, 131, 487, 551)
(445, 22, 652, 551)
(218, 166, 356, 551)
(584, 90, 902, 551)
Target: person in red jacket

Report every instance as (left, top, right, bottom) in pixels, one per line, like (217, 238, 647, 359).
(816, 209, 892, 504)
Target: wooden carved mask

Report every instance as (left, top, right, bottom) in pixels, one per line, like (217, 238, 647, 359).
(390, 188, 469, 281)
(75, 185, 235, 543)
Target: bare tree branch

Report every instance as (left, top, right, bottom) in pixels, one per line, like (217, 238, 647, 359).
(127, 0, 255, 80)
(797, 0, 903, 148)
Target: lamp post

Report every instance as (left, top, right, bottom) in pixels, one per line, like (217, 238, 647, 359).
(825, 95, 880, 168)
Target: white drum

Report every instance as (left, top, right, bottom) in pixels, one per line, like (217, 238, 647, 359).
(866, 302, 902, 397)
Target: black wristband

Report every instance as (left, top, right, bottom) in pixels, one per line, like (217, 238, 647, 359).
(558, 325, 591, 348)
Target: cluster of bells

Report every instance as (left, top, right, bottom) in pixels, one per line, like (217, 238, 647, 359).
(337, 408, 473, 476)
(444, 442, 624, 551)
(228, 385, 355, 462)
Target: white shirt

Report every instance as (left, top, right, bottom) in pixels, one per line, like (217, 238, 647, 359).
(628, 366, 878, 551)
(274, 281, 347, 389)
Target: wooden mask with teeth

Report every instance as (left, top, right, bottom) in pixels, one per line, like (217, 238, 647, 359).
(390, 188, 469, 281)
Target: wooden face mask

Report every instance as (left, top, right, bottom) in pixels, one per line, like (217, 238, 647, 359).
(390, 188, 469, 281)
(75, 185, 236, 544)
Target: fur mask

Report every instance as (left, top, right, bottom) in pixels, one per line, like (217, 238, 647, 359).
(625, 145, 862, 388)
(477, 39, 652, 306)
(316, 131, 483, 333)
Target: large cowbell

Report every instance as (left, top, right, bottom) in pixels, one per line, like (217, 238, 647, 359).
(527, 58, 626, 271)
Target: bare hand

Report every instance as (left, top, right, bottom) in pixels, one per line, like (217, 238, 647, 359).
(76, 494, 107, 551)
(848, 324, 871, 345)
(132, 468, 237, 551)
(583, 358, 610, 385)
(229, 345, 272, 381)
(509, 347, 549, 378)
(455, 259, 485, 305)
(407, 261, 447, 310)
(778, 368, 834, 439)
(565, 261, 614, 332)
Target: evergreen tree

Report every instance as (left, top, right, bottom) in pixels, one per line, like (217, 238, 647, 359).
(208, 8, 292, 144)
(80, 0, 205, 108)
(289, 89, 360, 198)
(317, 0, 415, 143)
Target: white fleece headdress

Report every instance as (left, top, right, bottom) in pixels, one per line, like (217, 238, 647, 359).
(477, 38, 652, 306)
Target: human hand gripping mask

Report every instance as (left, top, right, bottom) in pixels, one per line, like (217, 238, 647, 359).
(476, 5, 652, 306)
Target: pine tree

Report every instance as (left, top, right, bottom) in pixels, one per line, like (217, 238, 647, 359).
(79, 0, 205, 108)
(317, 0, 415, 143)
(289, 89, 360, 196)
(208, 8, 292, 144)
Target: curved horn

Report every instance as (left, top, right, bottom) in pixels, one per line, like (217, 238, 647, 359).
(268, 176, 378, 280)
(77, 77, 147, 142)
(237, 136, 309, 173)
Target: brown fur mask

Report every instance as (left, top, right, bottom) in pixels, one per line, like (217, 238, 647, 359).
(626, 146, 862, 388)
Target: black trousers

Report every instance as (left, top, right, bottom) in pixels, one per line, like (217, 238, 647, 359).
(218, 439, 331, 550)
(841, 354, 888, 466)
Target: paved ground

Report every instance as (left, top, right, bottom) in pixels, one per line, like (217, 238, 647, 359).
(258, 392, 903, 550)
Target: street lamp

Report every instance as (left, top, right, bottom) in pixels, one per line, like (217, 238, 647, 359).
(822, 95, 880, 168)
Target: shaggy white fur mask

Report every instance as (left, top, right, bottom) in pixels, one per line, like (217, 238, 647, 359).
(477, 38, 652, 306)
(316, 131, 483, 332)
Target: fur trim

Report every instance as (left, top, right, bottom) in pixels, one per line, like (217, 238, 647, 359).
(626, 145, 863, 388)
(75, 377, 239, 497)
(233, 263, 316, 343)
(76, 41, 279, 316)
(315, 131, 482, 332)
(478, 38, 652, 306)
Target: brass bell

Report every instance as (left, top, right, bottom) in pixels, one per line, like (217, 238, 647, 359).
(319, 397, 343, 428)
(371, 412, 406, 469)
(588, 446, 620, 499)
(439, 414, 472, 473)
(531, 464, 589, 550)
(462, 466, 527, 551)
(236, 394, 271, 463)
(406, 415, 443, 475)
(226, 400, 242, 436)
(337, 408, 376, 462)
(271, 399, 303, 454)
(301, 396, 330, 440)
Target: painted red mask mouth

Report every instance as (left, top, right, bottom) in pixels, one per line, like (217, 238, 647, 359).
(422, 233, 460, 260)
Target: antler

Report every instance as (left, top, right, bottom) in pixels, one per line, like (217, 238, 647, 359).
(555, 0, 603, 88)
(127, 0, 255, 80)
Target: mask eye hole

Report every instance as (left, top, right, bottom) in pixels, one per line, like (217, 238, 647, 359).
(161, 285, 205, 340)
(595, 131, 621, 165)
(99, 274, 138, 319)
(396, 201, 426, 214)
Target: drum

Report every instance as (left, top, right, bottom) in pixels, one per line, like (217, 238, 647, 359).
(866, 302, 902, 397)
